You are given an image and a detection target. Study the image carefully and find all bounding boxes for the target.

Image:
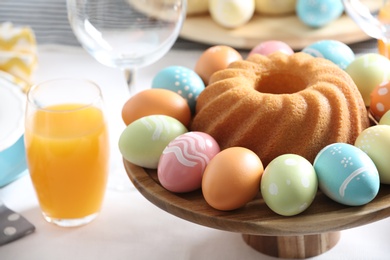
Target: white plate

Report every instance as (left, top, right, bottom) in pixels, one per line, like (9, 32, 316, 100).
(0, 71, 26, 152)
(0, 71, 27, 187)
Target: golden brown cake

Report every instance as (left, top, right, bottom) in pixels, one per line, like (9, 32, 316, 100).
(191, 52, 370, 166)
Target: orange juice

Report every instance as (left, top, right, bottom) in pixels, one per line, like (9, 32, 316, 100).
(378, 3, 390, 58)
(25, 103, 109, 219)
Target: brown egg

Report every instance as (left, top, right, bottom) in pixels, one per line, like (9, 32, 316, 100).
(194, 45, 242, 85)
(202, 147, 264, 211)
(121, 88, 191, 127)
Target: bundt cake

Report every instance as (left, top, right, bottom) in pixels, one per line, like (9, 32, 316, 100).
(191, 52, 370, 167)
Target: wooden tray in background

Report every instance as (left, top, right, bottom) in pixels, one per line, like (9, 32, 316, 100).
(180, 0, 382, 50)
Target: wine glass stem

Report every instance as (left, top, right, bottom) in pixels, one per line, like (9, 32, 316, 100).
(124, 68, 136, 94)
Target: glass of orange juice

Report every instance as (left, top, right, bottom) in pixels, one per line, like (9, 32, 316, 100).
(25, 78, 110, 227)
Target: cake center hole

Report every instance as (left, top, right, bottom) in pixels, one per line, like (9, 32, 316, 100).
(255, 72, 307, 94)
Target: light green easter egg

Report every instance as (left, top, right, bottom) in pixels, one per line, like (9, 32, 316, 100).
(119, 115, 188, 169)
(261, 154, 318, 216)
(379, 110, 390, 125)
(346, 53, 390, 106)
(355, 125, 390, 184)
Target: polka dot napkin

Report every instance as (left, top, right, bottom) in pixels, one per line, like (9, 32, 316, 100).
(0, 199, 35, 245)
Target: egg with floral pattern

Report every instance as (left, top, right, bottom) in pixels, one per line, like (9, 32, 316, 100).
(314, 143, 380, 206)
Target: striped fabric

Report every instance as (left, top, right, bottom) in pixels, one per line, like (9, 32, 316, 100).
(0, 0, 378, 51)
(0, 0, 206, 49)
(0, 0, 79, 46)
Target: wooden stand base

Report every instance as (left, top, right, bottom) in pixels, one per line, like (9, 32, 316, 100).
(242, 232, 341, 259)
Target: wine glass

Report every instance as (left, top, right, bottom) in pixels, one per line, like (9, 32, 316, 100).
(66, 0, 187, 92)
(342, 0, 390, 57)
(66, 0, 186, 191)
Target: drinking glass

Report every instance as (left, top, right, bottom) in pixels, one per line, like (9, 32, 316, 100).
(67, 0, 186, 191)
(25, 78, 110, 227)
(342, 0, 390, 57)
(66, 0, 187, 92)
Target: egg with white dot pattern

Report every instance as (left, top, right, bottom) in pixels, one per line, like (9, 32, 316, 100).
(261, 154, 318, 216)
(314, 143, 379, 206)
(152, 66, 205, 114)
(302, 40, 355, 70)
(346, 53, 390, 106)
(296, 0, 344, 28)
(355, 125, 390, 184)
(370, 81, 390, 121)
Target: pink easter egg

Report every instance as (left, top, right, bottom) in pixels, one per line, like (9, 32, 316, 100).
(249, 40, 294, 56)
(157, 132, 220, 193)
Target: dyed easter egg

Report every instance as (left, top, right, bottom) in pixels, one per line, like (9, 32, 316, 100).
(121, 88, 191, 127)
(314, 143, 380, 206)
(261, 154, 318, 216)
(296, 0, 344, 28)
(195, 45, 242, 85)
(248, 40, 294, 56)
(355, 125, 390, 184)
(346, 53, 390, 106)
(302, 40, 355, 70)
(151, 66, 205, 114)
(158, 132, 220, 193)
(379, 110, 390, 125)
(370, 81, 390, 120)
(118, 115, 188, 169)
(254, 0, 296, 15)
(202, 147, 264, 211)
(209, 0, 255, 29)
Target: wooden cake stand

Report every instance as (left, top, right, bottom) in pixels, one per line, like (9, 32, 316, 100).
(124, 160, 390, 259)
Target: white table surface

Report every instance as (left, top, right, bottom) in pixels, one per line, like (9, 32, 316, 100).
(1, 44, 390, 260)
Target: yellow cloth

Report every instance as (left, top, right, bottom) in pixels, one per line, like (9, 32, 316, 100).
(0, 22, 37, 91)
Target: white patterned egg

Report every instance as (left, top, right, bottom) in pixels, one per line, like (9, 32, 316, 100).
(151, 66, 205, 114)
(313, 143, 380, 206)
(302, 40, 355, 70)
(355, 125, 390, 184)
(261, 154, 318, 216)
(118, 115, 188, 169)
(158, 132, 220, 193)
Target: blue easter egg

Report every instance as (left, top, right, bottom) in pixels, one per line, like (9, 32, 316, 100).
(296, 0, 344, 28)
(152, 66, 205, 114)
(313, 143, 380, 206)
(302, 40, 355, 70)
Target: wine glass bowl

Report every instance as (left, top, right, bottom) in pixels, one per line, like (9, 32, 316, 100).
(67, 0, 187, 89)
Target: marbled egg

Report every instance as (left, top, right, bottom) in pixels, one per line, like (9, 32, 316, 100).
(296, 0, 344, 28)
(151, 66, 205, 114)
(302, 40, 355, 70)
(248, 40, 294, 57)
(370, 81, 390, 120)
(158, 132, 220, 193)
(355, 125, 390, 184)
(118, 115, 188, 169)
(261, 154, 318, 216)
(314, 143, 380, 206)
(346, 53, 390, 106)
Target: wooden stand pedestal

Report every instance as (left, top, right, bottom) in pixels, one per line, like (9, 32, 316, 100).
(242, 232, 340, 259)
